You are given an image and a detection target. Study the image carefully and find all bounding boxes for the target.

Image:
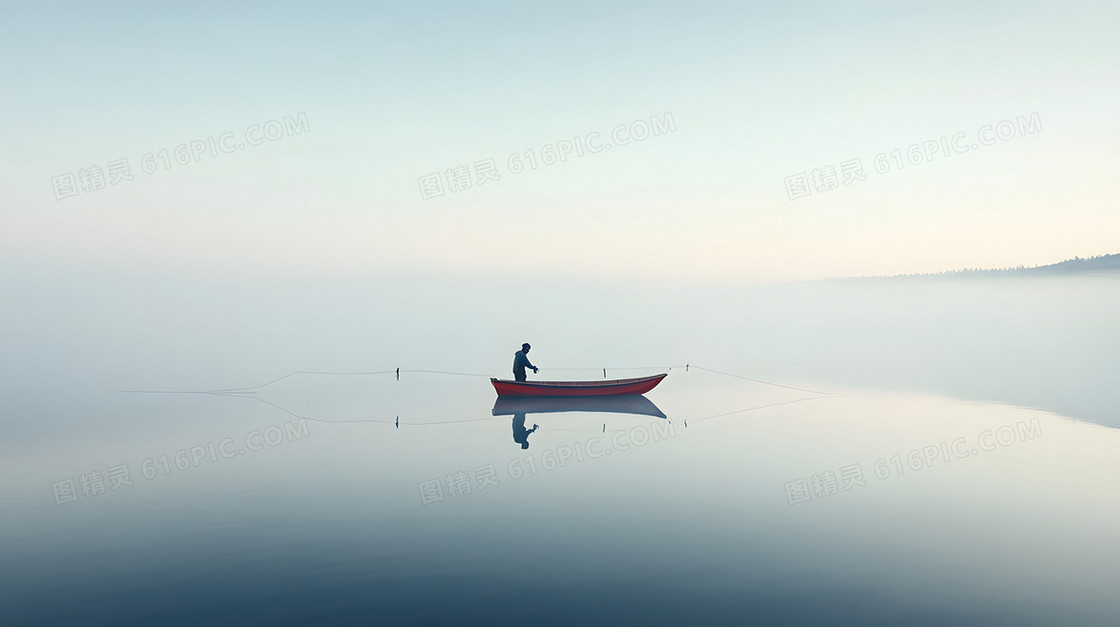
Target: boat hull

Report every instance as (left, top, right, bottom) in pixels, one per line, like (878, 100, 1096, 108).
(490, 373, 667, 397)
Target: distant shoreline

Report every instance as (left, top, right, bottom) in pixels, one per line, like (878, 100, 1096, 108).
(841, 253, 1120, 281)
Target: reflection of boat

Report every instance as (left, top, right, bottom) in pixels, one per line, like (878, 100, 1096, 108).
(492, 394, 667, 418)
(490, 374, 667, 397)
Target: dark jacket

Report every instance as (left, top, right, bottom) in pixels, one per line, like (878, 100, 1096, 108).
(513, 350, 535, 378)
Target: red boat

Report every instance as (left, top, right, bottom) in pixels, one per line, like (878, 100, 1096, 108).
(490, 373, 667, 397)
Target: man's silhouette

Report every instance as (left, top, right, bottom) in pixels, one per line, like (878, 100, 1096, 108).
(512, 413, 538, 449)
(512, 343, 538, 382)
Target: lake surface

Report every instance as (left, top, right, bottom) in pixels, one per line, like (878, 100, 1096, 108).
(2, 270, 1118, 625)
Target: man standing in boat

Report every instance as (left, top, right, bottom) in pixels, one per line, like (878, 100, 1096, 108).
(513, 343, 538, 382)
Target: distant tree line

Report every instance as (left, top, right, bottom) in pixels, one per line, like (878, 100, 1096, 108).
(850, 253, 1120, 281)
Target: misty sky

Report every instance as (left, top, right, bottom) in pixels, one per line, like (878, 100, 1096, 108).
(2, 1, 1117, 282)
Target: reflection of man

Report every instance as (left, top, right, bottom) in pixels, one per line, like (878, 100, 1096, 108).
(512, 413, 538, 449)
(512, 343, 538, 382)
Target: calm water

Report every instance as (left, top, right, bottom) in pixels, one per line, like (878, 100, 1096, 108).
(2, 270, 1119, 625)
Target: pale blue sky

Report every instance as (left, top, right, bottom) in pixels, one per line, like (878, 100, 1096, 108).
(3, 1, 1117, 281)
